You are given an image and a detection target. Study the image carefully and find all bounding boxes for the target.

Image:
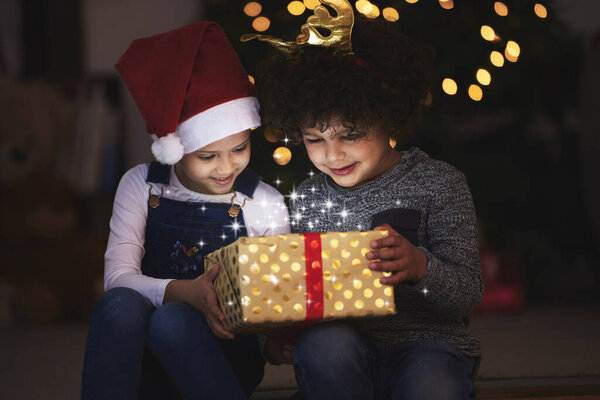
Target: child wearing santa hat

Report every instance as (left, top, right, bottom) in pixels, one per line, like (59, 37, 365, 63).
(81, 22, 290, 399)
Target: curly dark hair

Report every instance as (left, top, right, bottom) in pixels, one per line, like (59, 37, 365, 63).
(256, 15, 435, 144)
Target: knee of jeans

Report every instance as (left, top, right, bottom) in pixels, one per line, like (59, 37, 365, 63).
(294, 323, 366, 370)
(148, 302, 211, 348)
(90, 287, 152, 332)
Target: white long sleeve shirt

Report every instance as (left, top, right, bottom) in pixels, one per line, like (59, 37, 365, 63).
(104, 164, 291, 307)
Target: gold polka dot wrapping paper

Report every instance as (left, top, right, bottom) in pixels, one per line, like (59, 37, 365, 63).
(204, 231, 396, 334)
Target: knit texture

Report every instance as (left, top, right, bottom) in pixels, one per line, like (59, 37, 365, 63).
(290, 147, 483, 357)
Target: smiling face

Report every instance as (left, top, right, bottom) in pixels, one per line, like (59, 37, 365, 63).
(175, 130, 251, 195)
(302, 121, 402, 188)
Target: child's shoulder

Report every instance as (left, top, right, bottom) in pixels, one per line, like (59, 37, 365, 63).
(404, 148, 468, 190)
(253, 180, 286, 202)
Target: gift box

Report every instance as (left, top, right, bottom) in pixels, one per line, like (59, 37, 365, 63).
(204, 231, 396, 333)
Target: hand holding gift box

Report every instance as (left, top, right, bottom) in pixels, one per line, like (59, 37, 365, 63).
(205, 230, 396, 333)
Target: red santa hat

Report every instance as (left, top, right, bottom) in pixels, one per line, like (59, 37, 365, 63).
(115, 21, 260, 165)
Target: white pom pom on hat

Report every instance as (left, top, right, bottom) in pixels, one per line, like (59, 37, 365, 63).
(151, 134, 185, 165)
(115, 22, 260, 165)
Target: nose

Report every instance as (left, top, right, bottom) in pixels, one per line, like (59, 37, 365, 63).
(216, 155, 234, 175)
(325, 142, 345, 162)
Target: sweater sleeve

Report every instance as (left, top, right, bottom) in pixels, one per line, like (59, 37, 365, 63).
(411, 170, 484, 320)
(103, 165, 173, 308)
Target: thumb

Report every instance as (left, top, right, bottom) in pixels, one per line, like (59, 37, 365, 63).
(206, 263, 221, 281)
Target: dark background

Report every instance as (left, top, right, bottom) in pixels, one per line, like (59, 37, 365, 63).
(0, 0, 598, 327)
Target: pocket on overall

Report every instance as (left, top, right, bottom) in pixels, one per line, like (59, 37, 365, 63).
(370, 208, 421, 246)
(158, 222, 224, 278)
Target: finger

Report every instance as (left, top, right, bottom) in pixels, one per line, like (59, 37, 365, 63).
(368, 246, 405, 261)
(207, 316, 234, 340)
(380, 270, 408, 285)
(370, 234, 405, 250)
(369, 259, 407, 273)
(206, 293, 226, 321)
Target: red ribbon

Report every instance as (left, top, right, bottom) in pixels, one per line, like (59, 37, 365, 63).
(303, 232, 324, 320)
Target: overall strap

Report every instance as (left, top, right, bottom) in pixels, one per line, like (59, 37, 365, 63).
(233, 169, 262, 197)
(146, 161, 171, 184)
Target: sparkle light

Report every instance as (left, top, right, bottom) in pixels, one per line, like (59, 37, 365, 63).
(490, 50, 505, 67)
(244, 2, 262, 17)
(287, 1, 306, 16)
(252, 16, 270, 32)
(274, 178, 282, 186)
(494, 2, 508, 16)
(422, 288, 429, 296)
(534, 3, 547, 19)
(468, 84, 483, 101)
(442, 78, 457, 95)
(273, 146, 292, 165)
(476, 69, 491, 86)
(382, 7, 399, 22)
(480, 25, 496, 42)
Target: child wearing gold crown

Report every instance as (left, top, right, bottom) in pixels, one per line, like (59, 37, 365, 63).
(80, 22, 290, 399)
(251, 2, 483, 399)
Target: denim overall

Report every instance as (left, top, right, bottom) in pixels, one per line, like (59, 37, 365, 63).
(142, 161, 260, 279)
(81, 162, 266, 400)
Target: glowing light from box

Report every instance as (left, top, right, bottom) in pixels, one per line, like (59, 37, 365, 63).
(248, 75, 255, 84)
(389, 138, 397, 148)
(304, 0, 320, 10)
(480, 25, 496, 41)
(288, 1, 306, 15)
(476, 69, 491, 86)
(490, 51, 505, 67)
(494, 2, 508, 16)
(442, 78, 457, 95)
(252, 16, 270, 32)
(382, 7, 399, 22)
(273, 146, 292, 165)
(468, 84, 483, 101)
(244, 2, 262, 17)
(534, 3, 547, 18)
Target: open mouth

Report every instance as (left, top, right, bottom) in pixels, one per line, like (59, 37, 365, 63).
(212, 174, 234, 185)
(329, 163, 357, 176)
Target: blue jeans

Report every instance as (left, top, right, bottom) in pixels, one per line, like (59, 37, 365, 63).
(81, 287, 264, 399)
(293, 322, 478, 400)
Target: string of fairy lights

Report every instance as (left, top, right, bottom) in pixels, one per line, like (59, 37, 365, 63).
(242, 0, 549, 165)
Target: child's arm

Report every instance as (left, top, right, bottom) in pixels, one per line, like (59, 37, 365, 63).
(367, 171, 483, 318)
(163, 265, 234, 340)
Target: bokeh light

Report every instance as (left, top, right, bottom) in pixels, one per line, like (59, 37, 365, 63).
(288, 1, 306, 16)
(476, 69, 491, 86)
(389, 138, 397, 149)
(490, 51, 505, 67)
(468, 84, 483, 101)
(273, 147, 292, 165)
(303, 0, 321, 10)
(244, 2, 262, 17)
(405, 0, 419, 4)
(480, 25, 496, 41)
(494, 2, 508, 16)
(534, 3, 548, 18)
(382, 7, 399, 22)
(252, 16, 270, 32)
(439, 0, 454, 10)
(505, 40, 520, 62)
(442, 78, 458, 95)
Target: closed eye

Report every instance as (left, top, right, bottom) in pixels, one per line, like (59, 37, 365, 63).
(305, 138, 323, 144)
(233, 144, 248, 153)
(198, 154, 215, 160)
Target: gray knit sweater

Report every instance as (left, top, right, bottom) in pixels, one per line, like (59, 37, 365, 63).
(290, 147, 483, 357)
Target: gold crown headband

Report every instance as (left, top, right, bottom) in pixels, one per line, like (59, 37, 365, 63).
(241, 0, 355, 58)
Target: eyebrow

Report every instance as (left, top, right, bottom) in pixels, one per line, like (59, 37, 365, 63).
(196, 138, 250, 154)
